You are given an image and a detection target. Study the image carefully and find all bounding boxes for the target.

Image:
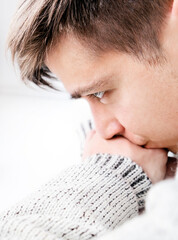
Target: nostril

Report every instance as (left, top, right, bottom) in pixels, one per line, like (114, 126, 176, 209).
(112, 134, 122, 139)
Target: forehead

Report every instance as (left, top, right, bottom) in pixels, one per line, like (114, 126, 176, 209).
(46, 34, 98, 75)
(46, 34, 123, 88)
(46, 35, 155, 96)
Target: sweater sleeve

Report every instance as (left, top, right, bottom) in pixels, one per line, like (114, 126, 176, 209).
(0, 153, 151, 240)
(96, 178, 178, 240)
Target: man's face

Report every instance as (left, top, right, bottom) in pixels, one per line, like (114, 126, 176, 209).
(46, 32, 178, 152)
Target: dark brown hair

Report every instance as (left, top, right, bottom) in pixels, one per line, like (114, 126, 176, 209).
(8, 0, 173, 88)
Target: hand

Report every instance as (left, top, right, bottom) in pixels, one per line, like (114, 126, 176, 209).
(82, 130, 168, 184)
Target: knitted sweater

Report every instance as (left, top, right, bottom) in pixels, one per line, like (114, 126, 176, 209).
(97, 177, 178, 240)
(0, 153, 151, 240)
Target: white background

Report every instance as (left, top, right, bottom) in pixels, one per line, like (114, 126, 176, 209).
(0, 0, 92, 212)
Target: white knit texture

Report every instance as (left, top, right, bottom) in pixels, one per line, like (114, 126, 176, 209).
(97, 177, 178, 240)
(0, 154, 151, 240)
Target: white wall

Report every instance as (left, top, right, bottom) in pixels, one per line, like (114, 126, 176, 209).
(1, 0, 20, 91)
(0, 0, 92, 212)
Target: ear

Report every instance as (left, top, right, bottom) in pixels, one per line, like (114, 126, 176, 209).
(171, 0, 178, 17)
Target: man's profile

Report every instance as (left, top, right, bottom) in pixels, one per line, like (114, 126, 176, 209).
(0, 0, 178, 239)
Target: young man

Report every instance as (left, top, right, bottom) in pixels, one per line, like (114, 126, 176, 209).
(0, 0, 178, 239)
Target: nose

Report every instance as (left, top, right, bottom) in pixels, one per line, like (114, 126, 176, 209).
(89, 102, 125, 139)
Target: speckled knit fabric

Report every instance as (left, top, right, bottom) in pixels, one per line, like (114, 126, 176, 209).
(97, 177, 178, 240)
(0, 154, 151, 240)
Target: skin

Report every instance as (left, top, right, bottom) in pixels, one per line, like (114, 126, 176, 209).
(46, 1, 178, 183)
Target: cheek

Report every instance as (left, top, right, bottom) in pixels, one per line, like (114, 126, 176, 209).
(114, 106, 151, 134)
(112, 90, 160, 135)
(114, 96, 173, 142)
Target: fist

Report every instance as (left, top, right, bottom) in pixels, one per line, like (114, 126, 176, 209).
(82, 130, 168, 184)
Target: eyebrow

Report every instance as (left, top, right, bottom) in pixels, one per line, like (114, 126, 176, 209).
(70, 76, 112, 99)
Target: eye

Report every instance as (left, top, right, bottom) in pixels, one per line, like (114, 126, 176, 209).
(86, 91, 107, 103)
(93, 91, 105, 99)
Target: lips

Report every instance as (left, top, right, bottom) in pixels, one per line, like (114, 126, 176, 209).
(143, 142, 165, 150)
(123, 132, 148, 147)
